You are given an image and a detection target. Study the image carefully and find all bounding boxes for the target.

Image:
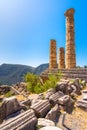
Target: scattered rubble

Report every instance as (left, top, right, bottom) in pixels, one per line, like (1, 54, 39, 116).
(77, 89, 87, 110)
(31, 100, 51, 118)
(45, 88, 56, 99)
(0, 78, 86, 130)
(49, 91, 64, 105)
(0, 97, 27, 124)
(11, 82, 29, 98)
(38, 118, 55, 127)
(45, 104, 60, 123)
(0, 109, 37, 130)
(0, 85, 10, 95)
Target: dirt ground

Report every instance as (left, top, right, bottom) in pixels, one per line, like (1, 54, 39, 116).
(15, 87, 87, 130)
(57, 86, 87, 130)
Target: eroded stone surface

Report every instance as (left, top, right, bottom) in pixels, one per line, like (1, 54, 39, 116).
(65, 8, 76, 69)
(0, 96, 26, 124)
(31, 100, 51, 118)
(58, 47, 65, 69)
(38, 118, 55, 127)
(45, 104, 59, 123)
(49, 40, 57, 69)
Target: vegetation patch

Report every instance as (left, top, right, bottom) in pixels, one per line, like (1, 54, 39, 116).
(24, 72, 62, 94)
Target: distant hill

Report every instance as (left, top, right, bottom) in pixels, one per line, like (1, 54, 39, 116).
(0, 63, 49, 85)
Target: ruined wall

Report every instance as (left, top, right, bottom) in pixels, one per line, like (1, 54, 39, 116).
(65, 8, 76, 69)
(49, 40, 57, 69)
(58, 47, 65, 69)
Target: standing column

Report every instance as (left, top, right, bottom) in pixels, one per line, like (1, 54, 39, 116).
(64, 8, 76, 69)
(49, 39, 57, 69)
(58, 47, 65, 69)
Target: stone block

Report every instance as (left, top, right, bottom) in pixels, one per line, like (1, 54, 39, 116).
(31, 100, 51, 118)
(49, 91, 64, 105)
(0, 109, 37, 130)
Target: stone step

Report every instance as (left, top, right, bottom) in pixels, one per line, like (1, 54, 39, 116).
(0, 109, 37, 130)
(30, 100, 51, 118)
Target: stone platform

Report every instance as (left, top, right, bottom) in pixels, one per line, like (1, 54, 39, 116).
(40, 68, 87, 82)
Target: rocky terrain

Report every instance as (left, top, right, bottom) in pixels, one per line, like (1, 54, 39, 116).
(0, 78, 87, 130)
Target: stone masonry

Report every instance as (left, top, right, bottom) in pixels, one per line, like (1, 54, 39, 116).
(64, 8, 76, 69)
(58, 47, 65, 69)
(49, 40, 57, 69)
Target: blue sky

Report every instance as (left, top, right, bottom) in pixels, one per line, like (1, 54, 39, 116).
(0, 0, 87, 67)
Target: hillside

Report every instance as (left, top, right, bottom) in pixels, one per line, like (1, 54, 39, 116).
(0, 63, 49, 85)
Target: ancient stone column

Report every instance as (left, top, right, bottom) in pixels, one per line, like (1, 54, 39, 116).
(58, 47, 65, 69)
(64, 8, 76, 69)
(49, 40, 57, 69)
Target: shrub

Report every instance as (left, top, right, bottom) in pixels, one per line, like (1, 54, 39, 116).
(24, 72, 62, 94)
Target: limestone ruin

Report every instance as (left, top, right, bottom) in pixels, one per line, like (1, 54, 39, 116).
(49, 40, 57, 69)
(58, 47, 65, 69)
(65, 8, 76, 69)
(49, 8, 76, 69)
(40, 8, 87, 83)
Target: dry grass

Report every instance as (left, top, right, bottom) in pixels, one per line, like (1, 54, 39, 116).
(15, 95, 26, 101)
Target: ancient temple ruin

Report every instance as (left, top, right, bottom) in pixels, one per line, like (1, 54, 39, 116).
(58, 47, 65, 69)
(65, 8, 76, 69)
(49, 8, 76, 69)
(49, 40, 57, 69)
(41, 8, 87, 82)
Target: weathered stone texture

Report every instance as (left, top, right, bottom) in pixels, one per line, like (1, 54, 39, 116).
(30, 100, 51, 118)
(65, 8, 76, 69)
(0, 109, 37, 130)
(49, 91, 64, 105)
(0, 97, 27, 124)
(38, 118, 55, 127)
(49, 40, 57, 69)
(45, 104, 59, 123)
(58, 47, 65, 69)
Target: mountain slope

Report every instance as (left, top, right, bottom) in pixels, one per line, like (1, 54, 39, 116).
(34, 63, 49, 75)
(0, 63, 49, 85)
